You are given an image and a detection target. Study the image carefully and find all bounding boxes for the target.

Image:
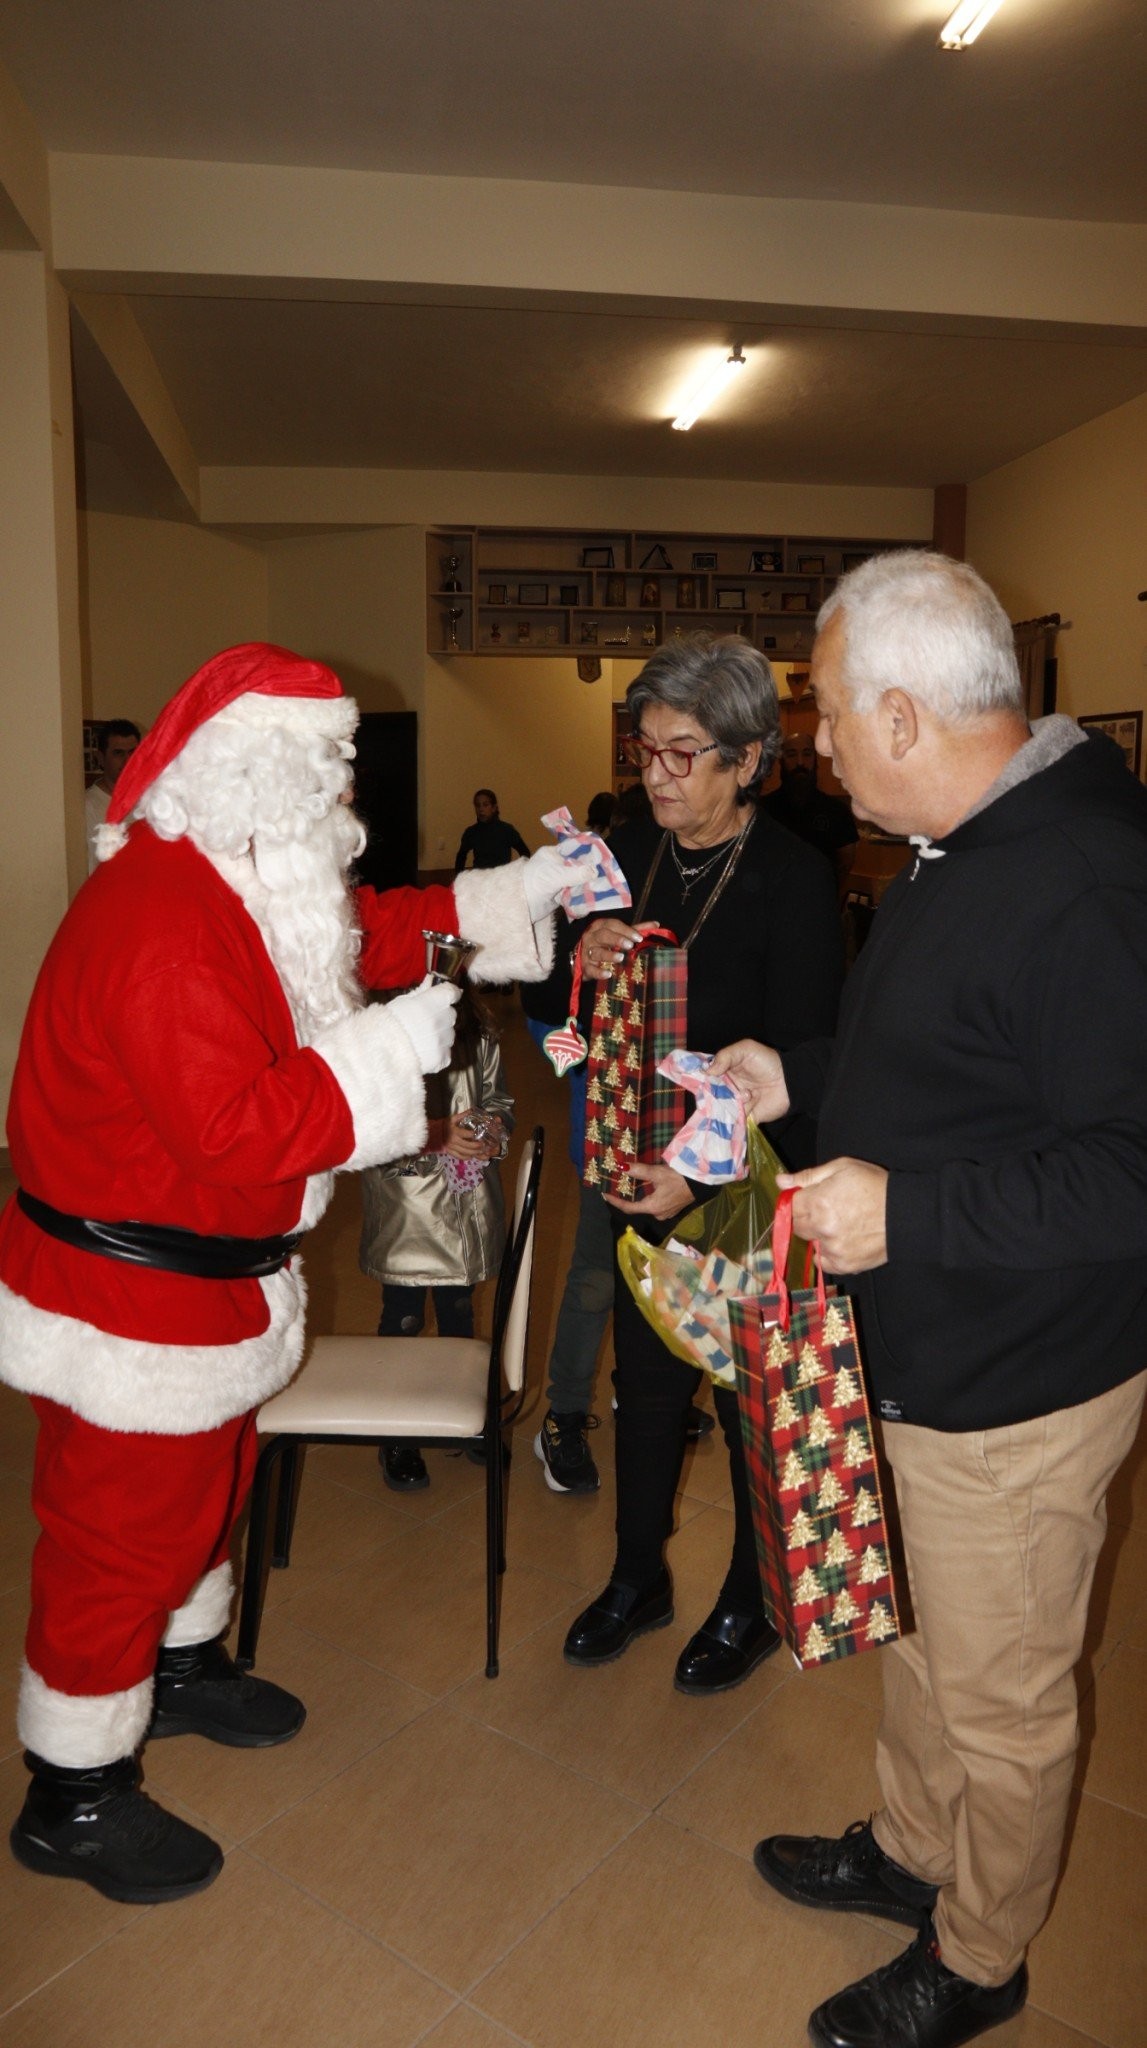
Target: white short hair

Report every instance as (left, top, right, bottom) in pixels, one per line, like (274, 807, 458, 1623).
(818, 551, 1023, 724)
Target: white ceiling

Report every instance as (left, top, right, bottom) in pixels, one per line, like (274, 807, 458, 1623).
(5, 0, 1145, 512)
(2, 0, 1145, 222)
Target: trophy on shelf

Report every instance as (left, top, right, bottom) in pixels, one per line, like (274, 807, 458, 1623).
(440, 553, 463, 593)
(445, 606, 464, 650)
(422, 929, 477, 986)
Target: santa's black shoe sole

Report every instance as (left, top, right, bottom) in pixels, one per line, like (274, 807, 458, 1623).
(148, 1706, 306, 1747)
(10, 1824, 224, 1904)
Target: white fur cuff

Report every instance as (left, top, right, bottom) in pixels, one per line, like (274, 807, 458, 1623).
(454, 865, 556, 985)
(163, 1562, 234, 1648)
(19, 1662, 154, 1767)
(311, 1004, 428, 1171)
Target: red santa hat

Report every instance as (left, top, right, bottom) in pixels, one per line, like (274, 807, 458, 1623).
(105, 643, 351, 833)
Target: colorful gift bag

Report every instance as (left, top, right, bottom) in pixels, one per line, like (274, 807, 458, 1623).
(581, 928, 688, 1198)
(730, 1190, 902, 1669)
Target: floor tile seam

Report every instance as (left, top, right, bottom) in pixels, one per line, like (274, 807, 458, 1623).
(409, 2001, 534, 2048)
(645, 1683, 796, 1815)
(0, 1909, 152, 2024)
(1072, 1782, 1147, 1824)
(420, 1697, 653, 1817)
(222, 1843, 469, 2005)
(1016, 2001, 1113, 2048)
(274, 1593, 585, 1694)
(228, 1703, 449, 1849)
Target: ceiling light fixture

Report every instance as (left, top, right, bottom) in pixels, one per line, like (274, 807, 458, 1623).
(938, 0, 1007, 48)
(671, 344, 748, 431)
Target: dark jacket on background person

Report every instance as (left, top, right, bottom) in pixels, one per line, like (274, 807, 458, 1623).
(782, 725, 1147, 1433)
(454, 817, 530, 870)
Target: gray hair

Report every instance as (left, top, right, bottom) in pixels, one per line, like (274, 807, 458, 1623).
(626, 634, 780, 800)
(818, 551, 1023, 725)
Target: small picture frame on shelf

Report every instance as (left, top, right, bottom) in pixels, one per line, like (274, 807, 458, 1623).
(580, 621, 599, 645)
(544, 624, 560, 645)
(781, 591, 810, 612)
(797, 555, 826, 576)
(582, 546, 614, 568)
(518, 582, 548, 606)
(517, 621, 532, 644)
(1078, 711, 1142, 778)
(605, 575, 627, 607)
(716, 589, 745, 610)
(762, 636, 778, 650)
(750, 550, 781, 574)
(692, 551, 717, 570)
(676, 577, 696, 608)
(559, 585, 580, 606)
(486, 584, 506, 605)
(640, 579, 660, 608)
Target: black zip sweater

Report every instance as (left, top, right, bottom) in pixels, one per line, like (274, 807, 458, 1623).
(783, 732, 1147, 1432)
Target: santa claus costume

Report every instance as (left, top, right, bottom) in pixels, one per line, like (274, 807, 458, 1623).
(1, 643, 569, 1904)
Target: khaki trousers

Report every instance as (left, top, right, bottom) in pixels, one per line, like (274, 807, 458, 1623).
(871, 1369, 1146, 1986)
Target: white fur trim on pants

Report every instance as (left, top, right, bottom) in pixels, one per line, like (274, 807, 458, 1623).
(454, 865, 556, 986)
(18, 1661, 154, 1768)
(311, 1003, 429, 1172)
(162, 1562, 233, 1648)
(0, 1265, 307, 1435)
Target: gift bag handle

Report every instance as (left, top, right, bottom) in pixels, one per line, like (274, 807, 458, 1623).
(769, 1188, 827, 1330)
(569, 922, 679, 1013)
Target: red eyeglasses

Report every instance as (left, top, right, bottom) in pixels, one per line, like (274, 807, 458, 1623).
(622, 737, 720, 778)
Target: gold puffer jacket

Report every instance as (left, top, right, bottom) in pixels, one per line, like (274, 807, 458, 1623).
(358, 1035, 515, 1288)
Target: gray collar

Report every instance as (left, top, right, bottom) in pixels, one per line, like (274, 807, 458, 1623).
(909, 716, 1087, 870)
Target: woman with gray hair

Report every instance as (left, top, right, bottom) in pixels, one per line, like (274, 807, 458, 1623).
(561, 634, 844, 1691)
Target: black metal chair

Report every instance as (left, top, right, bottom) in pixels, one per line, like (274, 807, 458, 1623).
(236, 1127, 543, 1679)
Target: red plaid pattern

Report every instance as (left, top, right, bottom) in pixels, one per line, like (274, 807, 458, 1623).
(582, 934, 688, 1197)
(729, 1290, 902, 1668)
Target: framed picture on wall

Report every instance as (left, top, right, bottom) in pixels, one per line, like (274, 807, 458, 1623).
(716, 588, 745, 610)
(1078, 711, 1143, 778)
(582, 546, 614, 568)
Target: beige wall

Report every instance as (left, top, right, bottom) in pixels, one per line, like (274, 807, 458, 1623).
(82, 511, 269, 725)
(967, 390, 1147, 721)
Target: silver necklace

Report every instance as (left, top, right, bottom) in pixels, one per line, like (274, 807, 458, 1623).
(669, 828, 739, 900)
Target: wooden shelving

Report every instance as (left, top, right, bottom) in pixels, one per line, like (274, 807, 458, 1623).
(426, 527, 915, 660)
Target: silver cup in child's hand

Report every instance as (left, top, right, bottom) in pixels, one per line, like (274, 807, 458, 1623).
(423, 930, 477, 986)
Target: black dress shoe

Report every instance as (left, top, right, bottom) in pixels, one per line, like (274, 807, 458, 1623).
(808, 1918, 1027, 2047)
(563, 1571, 673, 1665)
(380, 1442, 430, 1490)
(674, 1605, 782, 1693)
(754, 1817, 938, 1928)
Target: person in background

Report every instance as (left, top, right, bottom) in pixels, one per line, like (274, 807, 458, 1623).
(762, 728, 858, 883)
(454, 788, 530, 870)
(714, 550, 1147, 2048)
(85, 719, 140, 873)
(360, 984, 514, 1491)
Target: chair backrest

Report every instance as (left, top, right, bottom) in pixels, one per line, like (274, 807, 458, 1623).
(492, 1127, 543, 1396)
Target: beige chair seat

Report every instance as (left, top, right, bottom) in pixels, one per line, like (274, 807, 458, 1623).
(258, 1335, 489, 1439)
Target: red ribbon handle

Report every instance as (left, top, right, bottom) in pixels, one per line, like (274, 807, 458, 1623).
(769, 1187, 826, 1331)
(568, 921, 680, 1021)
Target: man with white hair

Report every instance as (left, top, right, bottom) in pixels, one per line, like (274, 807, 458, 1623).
(0, 642, 575, 1906)
(714, 554, 1147, 2048)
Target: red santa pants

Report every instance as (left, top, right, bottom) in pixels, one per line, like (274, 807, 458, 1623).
(26, 1396, 258, 1698)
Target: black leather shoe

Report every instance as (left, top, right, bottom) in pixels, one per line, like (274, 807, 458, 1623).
(674, 1605, 782, 1693)
(754, 1818, 938, 1928)
(808, 1918, 1027, 2047)
(150, 1637, 306, 1748)
(380, 1441, 430, 1490)
(685, 1403, 716, 1442)
(563, 1571, 673, 1665)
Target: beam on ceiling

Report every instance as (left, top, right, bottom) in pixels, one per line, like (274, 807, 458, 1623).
(71, 292, 200, 516)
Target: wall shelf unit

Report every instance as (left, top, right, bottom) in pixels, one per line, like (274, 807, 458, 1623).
(427, 527, 917, 661)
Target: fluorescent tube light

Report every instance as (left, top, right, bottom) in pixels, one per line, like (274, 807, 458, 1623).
(671, 344, 747, 431)
(938, 0, 1007, 48)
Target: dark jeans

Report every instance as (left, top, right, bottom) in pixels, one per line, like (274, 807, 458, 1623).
(610, 1216, 763, 1615)
(545, 1182, 615, 1413)
(378, 1285, 474, 1339)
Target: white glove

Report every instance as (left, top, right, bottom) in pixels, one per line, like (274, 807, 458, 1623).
(521, 843, 596, 920)
(389, 977, 461, 1075)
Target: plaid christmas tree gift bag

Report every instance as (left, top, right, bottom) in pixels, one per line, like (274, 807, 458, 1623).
(729, 1190, 902, 1670)
(581, 928, 689, 1198)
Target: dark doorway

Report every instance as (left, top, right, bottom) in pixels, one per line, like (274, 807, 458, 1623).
(352, 711, 418, 890)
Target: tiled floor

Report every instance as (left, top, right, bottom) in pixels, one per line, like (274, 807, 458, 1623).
(1, 995, 1145, 2046)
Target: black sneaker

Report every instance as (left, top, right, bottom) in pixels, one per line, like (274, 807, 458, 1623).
(808, 1918, 1027, 2047)
(10, 1752, 223, 1905)
(754, 1818, 938, 1928)
(380, 1441, 430, 1490)
(150, 1636, 306, 1747)
(534, 1409, 601, 1493)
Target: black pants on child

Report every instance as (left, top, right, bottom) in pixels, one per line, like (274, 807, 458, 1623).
(378, 1285, 474, 1340)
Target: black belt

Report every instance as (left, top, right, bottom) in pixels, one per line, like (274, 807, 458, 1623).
(17, 1190, 303, 1280)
